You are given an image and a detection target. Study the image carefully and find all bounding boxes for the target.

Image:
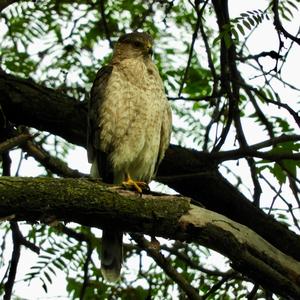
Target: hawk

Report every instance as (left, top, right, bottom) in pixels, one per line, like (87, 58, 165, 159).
(87, 32, 172, 281)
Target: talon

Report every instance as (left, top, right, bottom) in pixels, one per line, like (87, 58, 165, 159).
(122, 174, 148, 194)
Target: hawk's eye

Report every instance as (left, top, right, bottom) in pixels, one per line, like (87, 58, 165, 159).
(133, 41, 143, 48)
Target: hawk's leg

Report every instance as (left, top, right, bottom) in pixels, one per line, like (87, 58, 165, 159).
(122, 173, 148, 194)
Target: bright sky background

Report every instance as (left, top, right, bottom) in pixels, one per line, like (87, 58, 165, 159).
(0, 0, 299, 299)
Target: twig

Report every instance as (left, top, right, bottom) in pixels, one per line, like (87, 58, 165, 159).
(272, 0, 300, 46)
(247, 284, 260, 300)
(21, 138, 86, 178)
(239, 51, 283, 62)
(161, 244, 233, 277)
(55, 223, 90, 243)
(260, 174, 300, 231)
(80, 241, 93, 300)
(132, 234, 203, 300)
(203, 271, 236, 299)
(211, 0, 236, 151)
(209, 134, 300, 162)
(4, 222, 21, 300)
(242, 82, 300, 128)
(168, 91, 222, 102)
(178, 0, 208, 96)
(0, 133, 33, 154)
(99, 0, 113, 48)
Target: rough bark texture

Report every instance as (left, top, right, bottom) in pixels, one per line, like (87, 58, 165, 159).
(0, 176, 299, 299)
(0, 177, 190, 236)
(0, 71, 300, 262)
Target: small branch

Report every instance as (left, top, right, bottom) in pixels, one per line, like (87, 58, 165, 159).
(246, 85, 300, 128)
(4, 222, 21, 300)
(0, 133, 32, 154)
(161, 243, 234, 277)
(248, 157, 262, 207)
(239, 51, 283, 62)
(207, 134, 300, 162)
(21, 137, 86, 178)
(199, 9, 219, 93)
(3, 221, 38, 300)
(167, 92, 222, 102)
(132, 234, 202, 300)
(80, 241, 93, 300)
(203, 271, 236, 299)
(55, 223, 90, 243)
(99, 0, 113, 48)
(54, 223, 93, 299)
(261, 174, 300, 231)
(272, 0, 300, 46)
(1, 151, 11, 176)
(178, 0, 207, 96)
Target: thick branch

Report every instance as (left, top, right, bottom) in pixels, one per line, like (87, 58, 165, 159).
(0, 177, 299, 299)
(0, 71, 87, 147)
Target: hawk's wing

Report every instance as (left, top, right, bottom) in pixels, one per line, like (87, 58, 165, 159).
(87, 65, 113, 181)
(88, 66, 122, 282)
(154, 101, 172, 176)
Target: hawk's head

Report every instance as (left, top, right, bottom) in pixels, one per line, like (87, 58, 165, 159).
(113, 32, 154, 60)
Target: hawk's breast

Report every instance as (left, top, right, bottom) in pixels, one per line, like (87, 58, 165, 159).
(98, 58, 168, 183)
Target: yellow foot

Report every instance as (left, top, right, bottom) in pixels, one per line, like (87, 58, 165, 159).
(122, 175, 148, 194)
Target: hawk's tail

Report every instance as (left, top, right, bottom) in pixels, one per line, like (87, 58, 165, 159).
(101, 230, 123, 282)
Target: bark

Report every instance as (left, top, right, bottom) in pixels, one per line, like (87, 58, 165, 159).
(0, 71, 300, 262)
(0, 176, 299, 299)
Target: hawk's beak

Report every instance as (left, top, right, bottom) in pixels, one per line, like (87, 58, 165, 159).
(146, 41, 153, 55)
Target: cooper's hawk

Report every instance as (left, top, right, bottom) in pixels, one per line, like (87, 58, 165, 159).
(87, 32, 172, 281)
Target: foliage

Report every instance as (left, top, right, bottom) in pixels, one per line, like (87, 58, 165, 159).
(0, 0, 299, 299)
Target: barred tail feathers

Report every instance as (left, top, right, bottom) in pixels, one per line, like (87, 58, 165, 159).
(101, 229, 123, 282)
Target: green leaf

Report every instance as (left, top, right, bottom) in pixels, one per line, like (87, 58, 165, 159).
(231, 28, 239, 42)
(282, 160, 297, 178)
(247, 17, 255, 26)
(242, 20, 252, 30)
(237, 23, 245, 35)
(271, 163, 286, 184)
(43, 271, 53, 284)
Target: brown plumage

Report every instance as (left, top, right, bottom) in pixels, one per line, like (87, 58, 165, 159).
(87, 32, 172, 281)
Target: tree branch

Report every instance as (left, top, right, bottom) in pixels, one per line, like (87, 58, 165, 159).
(1, 71, 300, 264)
(272, 0, 300, 46)
(4, 222, 21, 300)
(0, 177, 299, 299)
(0, 133, 32, 153)
(206, 134, 300, 162)
(132, 234, 202, 300)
